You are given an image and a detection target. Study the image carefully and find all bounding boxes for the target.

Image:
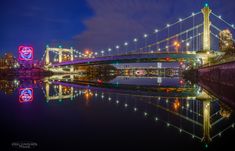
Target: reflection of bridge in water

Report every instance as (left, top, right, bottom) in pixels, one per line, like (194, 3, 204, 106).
(42, 80, 234, 144)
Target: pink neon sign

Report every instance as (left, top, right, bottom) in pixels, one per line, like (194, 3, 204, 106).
(18, 46, 34, 61)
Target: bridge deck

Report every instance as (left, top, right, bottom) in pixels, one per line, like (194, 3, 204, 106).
(51, 52, 198, 67)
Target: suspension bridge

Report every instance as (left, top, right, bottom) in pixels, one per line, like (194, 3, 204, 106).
(40, 4, 235, 73)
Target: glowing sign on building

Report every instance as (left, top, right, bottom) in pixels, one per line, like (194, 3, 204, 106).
(18, 46, 34, 61)
(19, 88, 34, 103)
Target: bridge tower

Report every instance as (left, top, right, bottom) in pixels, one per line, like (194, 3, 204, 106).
(201, 3, 212, 51)
(45, 46, 74, 65)
(45, 82, 74, 101)
(197, 90, 212, 142)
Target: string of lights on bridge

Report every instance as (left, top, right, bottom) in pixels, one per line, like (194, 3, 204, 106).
(90, 11, 202, 57)
(40, 6, 235, 63)
(211, 12, 235, 30)
(40, 10, 203, 62)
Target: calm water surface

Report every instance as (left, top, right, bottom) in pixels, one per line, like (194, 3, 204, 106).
(0, 76, 234, 150)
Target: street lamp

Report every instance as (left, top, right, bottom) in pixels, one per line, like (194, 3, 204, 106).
(116, 45, 120, 55)
(186, 42, 190, 52)
(101, 50, 104, 56)
(144, 34, 148, 52)
(155, 29, 159, 52)
(108, 48, 112, 56)
(124, 42, 128, 54)
(133, 38, 138, 54)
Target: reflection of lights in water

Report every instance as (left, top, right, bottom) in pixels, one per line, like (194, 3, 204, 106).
(84, 89, 93, 101)
(157, 77, 162, 84)
(19, 88, 33, 103)
(166, 99, 169, 103)
(220, 109, 231, 118)
(144, 112, 148, 116)
(173, 99, 180, 111)
(134, 107, 137, 111)
(155, 117, 158, 121)
(179, 80, 184, 84)
(186, 102, 190, 108)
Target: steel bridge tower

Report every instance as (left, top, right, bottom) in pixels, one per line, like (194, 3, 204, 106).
(201, 4, 212, 51)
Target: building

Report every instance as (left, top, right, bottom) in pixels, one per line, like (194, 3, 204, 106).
(219, 29, 235, 52)
(0, 53, 19, 69)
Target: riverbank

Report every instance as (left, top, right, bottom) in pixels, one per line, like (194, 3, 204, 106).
(183, 61, 235, 108)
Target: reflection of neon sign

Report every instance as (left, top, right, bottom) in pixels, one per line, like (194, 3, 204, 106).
(18, 46, 34, 61)
(19, 88, 34, 103)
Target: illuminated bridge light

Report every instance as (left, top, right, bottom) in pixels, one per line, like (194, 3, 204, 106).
(116, 100, 119, 104)
(167, 123, 170, 127)
(144, 112, 148, 116)
(166, 99, 169, 103)
(134, 107, 137, 111)
(124, 103, 128, 107)
(108, 97, 112, 101)
(155, 117, 158, 121)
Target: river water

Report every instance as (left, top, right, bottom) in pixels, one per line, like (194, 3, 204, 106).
(0, 76, 234, 150)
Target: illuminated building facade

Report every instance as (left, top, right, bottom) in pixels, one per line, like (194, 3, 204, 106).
(0, 53, 18, 69)
(219, 29, 235, 52)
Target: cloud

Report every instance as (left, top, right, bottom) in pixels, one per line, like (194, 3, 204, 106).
(71, 0, 235, 51)
(72, 0, 180, 51)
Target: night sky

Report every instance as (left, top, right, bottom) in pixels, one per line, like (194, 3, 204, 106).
(1, 0, 235, 59)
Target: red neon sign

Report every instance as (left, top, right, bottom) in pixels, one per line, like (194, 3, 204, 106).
(18, 46, 34, 61)
(19, 88, 34, 103)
